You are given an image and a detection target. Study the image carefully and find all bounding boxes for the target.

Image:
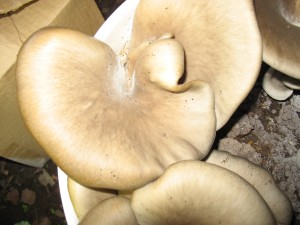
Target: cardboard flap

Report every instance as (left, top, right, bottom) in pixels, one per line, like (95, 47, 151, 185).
(0, 0, 104, 167)
(0, 16, 22, 79)
(0, 0, 35, 14)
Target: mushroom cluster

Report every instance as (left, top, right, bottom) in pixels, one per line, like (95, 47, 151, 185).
(72, 150, 292, 225)
(254, 0, 300, 168)
(15, 0, 293, 224)
(254, 0, 300, 100)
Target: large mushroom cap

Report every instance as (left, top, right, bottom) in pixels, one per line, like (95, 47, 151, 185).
(254, 0, 300, 80)
(16, 27, 216, 190)
(131, 160, 276, 225)
(205, 150, 293, 225)
(129, 0, 262, 129)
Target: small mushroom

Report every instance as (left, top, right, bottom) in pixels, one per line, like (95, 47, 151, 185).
(262, 68, 293, 101)
(280, 74, 300, 90)
(16, 27, 216, 190)
(254, 0, 300, 99)
(205, 150, 293, 225)
(296, 149, 300, 168)
(80, 196, 139, 225)
(129, 0, 262, 129)
(131, 160, 276, 225)
(68, 177, 117, 221)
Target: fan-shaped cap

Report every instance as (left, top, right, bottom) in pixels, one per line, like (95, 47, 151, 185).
(205, 150, 293, 225)
(16, 27, 216, 190)
(254, 0, 300, 80)
(129, 0, 262, 129)
(131, 160, 276, 225)
(80, 196, 139, 225)
(281, 73, 300, 90)
(262, 68, 293, 101)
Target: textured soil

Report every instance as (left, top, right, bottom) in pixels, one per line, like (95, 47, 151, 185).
(0, 1, 299, 225)
(215, 63, 300, 224)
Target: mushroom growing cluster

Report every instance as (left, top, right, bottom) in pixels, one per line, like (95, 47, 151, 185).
(254, 0, 300, 100)
(15, 0, 293, 224)
(74, 150, 292, 225)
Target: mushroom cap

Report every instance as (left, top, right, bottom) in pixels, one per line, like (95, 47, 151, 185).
(205, 150, 293, 225)
(297, 150, 300, 168)
(16, 27, 216, 190)
(131, 160, 276, 225)
(68, 177, 117, 220)
(80, 196, 139, 225)
(254, 0, 300, 79)
(129, 0, 262, 129)
(262, 67, 293, 101)
(280, 73, 300, 90)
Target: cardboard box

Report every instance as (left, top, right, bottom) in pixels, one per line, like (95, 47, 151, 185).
(0, 0, 104, 167)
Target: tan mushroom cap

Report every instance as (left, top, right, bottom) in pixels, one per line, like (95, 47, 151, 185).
(129, 0, 262, 130)
(254, 0, 300, 80)
(205, 150, 293, 225)
(131, 160, 276, 225)
(297, 150, 300, 168)
(262, 68, 293, 100)
(80, 196, 139, 225)
(281, 73, 300, 90)
(16, 27, 216, 190)
(68, 177, 117, 221)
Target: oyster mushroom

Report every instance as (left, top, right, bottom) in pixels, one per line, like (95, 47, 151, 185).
(128, 0, 262, 129)
(16, 27, 216, 190)
(255, 0, 300, 100)
(205, 150, 293, 225)
(131, 160, 276, 225)
(297, 150, 300, 168)
(262, 68, 294, 101)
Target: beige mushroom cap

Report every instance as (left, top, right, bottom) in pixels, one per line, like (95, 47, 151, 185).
(297, 150, 300, 168)
(280, 73, 300, 90)
(68, 177, 117, 221)
(80, 196, 139, 225)
(254, 0, 300, 80)
(262, 67, 294, 100)
(131, 160, 276, 225)
(16, 27, 216, 190)
(129, 0, 262, 130)
(205, 150, 293, 225)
